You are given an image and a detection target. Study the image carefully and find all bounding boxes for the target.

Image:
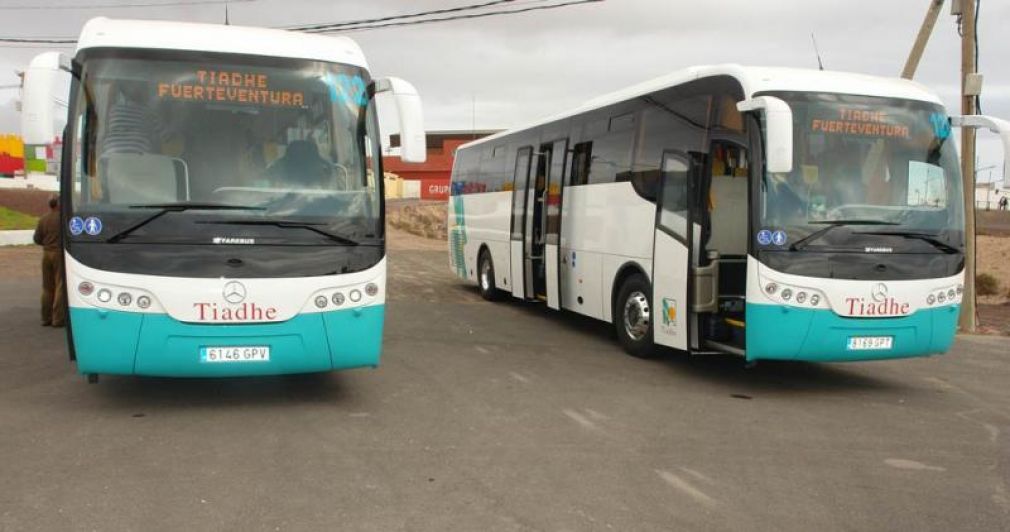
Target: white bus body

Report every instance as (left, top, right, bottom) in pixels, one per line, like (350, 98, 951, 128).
(449, 65, 1010, 362)
(21, 18, 426, 379)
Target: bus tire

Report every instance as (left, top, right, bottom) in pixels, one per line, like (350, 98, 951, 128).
(615, 274, 657, 358)
(477, 249, 500, 301)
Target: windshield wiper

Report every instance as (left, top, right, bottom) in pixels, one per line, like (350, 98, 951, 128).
(855, 230, 961, 254)
(789, 220, 899, 251)
(106, 202, 265, 243)
(197, 219, 361, 246)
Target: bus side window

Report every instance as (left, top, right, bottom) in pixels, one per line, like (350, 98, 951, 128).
(570, 142, 592, 185)
(658, 151, 690, 238)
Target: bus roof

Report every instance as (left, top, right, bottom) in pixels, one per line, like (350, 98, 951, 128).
(460, 64, 944, 150)
(76, 17, 367, 69)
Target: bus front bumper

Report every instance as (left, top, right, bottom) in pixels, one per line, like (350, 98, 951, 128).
(68, 305, 384, 377)
(745, 303, 959, 362)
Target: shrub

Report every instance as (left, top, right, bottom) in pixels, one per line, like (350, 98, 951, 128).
(976, 273, 999, 296)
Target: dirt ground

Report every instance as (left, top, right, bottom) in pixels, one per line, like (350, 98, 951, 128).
(387, 200, 448, 241)
(0, 188, 54, 217)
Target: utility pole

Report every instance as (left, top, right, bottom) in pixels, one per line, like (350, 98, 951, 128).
(959, 0, 978, 332)
(901, 0, 945, 79)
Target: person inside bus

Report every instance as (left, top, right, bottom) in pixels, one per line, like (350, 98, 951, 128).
(267, 139, 334, 189)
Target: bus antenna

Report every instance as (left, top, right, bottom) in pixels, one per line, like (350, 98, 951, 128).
(811, 33, 825, 70)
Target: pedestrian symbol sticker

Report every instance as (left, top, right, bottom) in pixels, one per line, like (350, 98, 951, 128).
(69, 217, 84, 236)
(772, 230, 787, 246)
(756, 229, 772, 246)
(84, 217, 103, 236)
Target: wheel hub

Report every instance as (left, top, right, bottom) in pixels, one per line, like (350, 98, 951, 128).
(623, 291, 651, 341)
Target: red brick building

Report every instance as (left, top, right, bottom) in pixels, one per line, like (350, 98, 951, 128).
(382, 130, 498, 200)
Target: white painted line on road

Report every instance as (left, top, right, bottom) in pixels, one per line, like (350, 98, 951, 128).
(509, 371, 530, 384)
(884, 458, 946, 472)
(656, 469, 717, 508)
(562, 409, 601, 432)
(679, 466, 714, 484)
(474, 346, 491, 354)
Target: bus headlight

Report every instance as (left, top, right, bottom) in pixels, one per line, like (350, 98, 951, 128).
(365, 282, 379, 297)
(764, 283, 778, 295)
(117, 292, 132, 306)
(97, 289, 112, 303)
(947, 289, 955, 300)
(349, 289, 362, 303)
(780, 288, 792, 301)
(937, 292, 946, 303)
(956, 284, 963, 295)
(927, 294, 936, 305)
(78, 282, 94, 296)
(795, 291, 807, 304)
(136, 295, 151, 309)
(809, 294, 820, 306)
(332, 292, 345, 306)
(314, 295, 328, 309)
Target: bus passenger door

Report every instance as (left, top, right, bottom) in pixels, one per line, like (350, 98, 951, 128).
(509, 147, 534, 299)
(651, 151, 693, 351)
(544, 139, 567, 309)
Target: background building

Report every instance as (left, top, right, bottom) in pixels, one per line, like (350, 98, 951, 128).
(383, 130, 498, 200)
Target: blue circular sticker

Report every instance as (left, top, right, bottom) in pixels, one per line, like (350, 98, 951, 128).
(756, 229, 772, 246)
(83, 216, 103, 236)
(68, 216, 84, 236)
(772, 230, 788, 246)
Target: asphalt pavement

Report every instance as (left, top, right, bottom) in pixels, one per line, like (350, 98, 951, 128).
(1, 233, 1008, 531)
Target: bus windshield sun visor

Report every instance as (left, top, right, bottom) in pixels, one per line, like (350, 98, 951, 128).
(105, 202, 265, 243)
(789, 219, 898, 251)
(196, 220, 361, 246)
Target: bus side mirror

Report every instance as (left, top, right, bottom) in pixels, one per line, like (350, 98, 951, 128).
(372, 77, 427, 163)
(20, 52, 71, 145)
(737, 96, 793, 174)
(951, 114, 1010, 181)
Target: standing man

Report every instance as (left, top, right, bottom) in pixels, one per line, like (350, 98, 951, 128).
(33, 196, 66, 327)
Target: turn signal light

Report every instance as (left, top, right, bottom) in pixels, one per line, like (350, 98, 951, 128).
(314, 295, 328, 309)
(78, 281, 94, 296)
(136, 295, 151, 309)
(117, 292, 132, 306)
(780, 288, 793, 301)
(764, 283, 778, 295)
(332, 292, 345, 306)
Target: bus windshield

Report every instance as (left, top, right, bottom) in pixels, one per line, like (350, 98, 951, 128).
(69, 50, 382, 245)
(756, 92, 964, 253)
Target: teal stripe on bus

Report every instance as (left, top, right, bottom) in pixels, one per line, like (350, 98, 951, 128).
(68, 305, 384, 377)
(745, 303, 959, 362)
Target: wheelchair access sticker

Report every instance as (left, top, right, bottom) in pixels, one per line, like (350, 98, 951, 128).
(756, 229, 772, 246)
(68, 217, 84, 236)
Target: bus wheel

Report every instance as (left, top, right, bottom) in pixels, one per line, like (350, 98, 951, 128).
(615, 274, 657, 358)
(478, 250, 500, 301)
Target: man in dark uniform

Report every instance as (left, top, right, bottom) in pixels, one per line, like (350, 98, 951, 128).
(33, 196, 66, 327)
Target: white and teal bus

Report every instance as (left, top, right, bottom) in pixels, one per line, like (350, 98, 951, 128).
(21, 18, 426, 380)
(449, 65, 1010, 362)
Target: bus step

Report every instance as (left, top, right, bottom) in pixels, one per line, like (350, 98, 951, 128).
(703, 340, 745, 357)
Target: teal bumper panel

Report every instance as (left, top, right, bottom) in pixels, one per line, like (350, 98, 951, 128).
(745, 303, 959, 362)
(69, 305, 384, 377)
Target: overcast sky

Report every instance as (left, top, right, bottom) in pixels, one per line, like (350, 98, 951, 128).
(0, 0, 1007, 180)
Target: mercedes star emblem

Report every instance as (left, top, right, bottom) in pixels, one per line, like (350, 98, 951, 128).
(870, 282, 889, 302)
(223, 281, 247, 304)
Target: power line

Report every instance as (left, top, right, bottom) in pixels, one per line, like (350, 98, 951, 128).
(0, 0, 602, 43)
(0, 0, 253, 10)
(285, 0, 518, 32)
(306, 0, 605, 33)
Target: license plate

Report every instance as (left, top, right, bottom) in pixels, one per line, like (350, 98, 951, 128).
(200, 346, 270, 363)
(846, 336, 893, 350)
